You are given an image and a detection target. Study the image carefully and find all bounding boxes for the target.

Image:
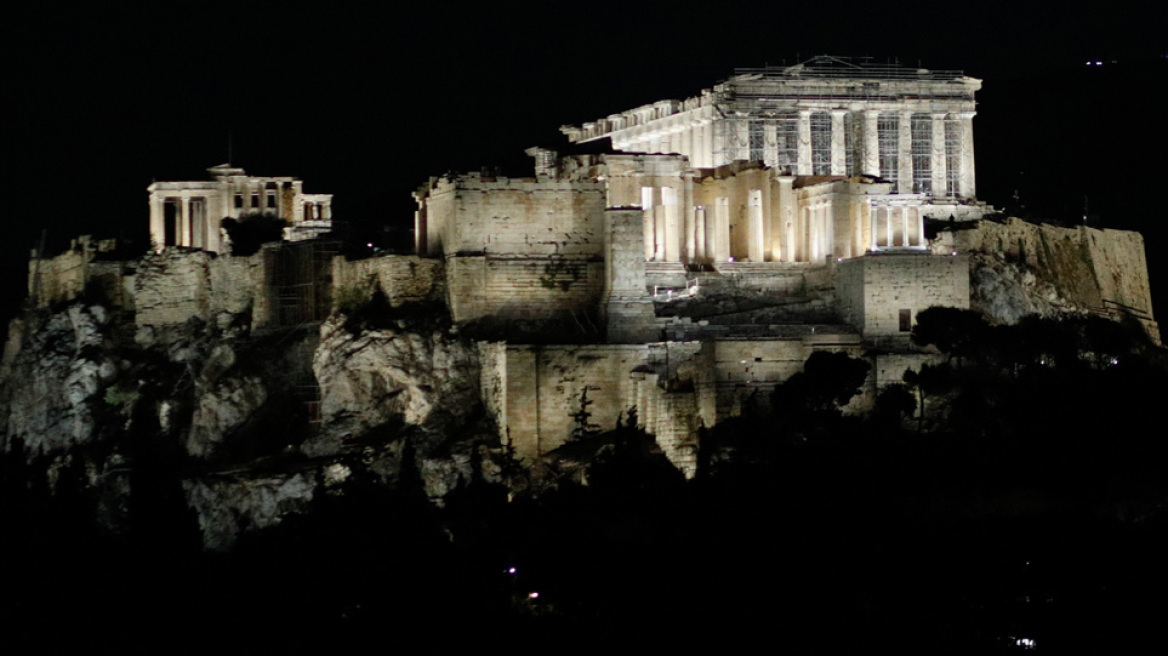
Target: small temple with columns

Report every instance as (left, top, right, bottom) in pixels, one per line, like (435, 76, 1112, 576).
(148, 164, 333, 253)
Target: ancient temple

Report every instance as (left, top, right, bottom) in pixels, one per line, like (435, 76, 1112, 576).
(557, 55, 985, 263)
(147, 164, 333, 253)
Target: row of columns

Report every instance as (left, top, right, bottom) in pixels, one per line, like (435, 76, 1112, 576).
(870, 205, 926, 250)
(637, 185, 928, 266)
(150, 193, 220, 253)
(614, 110, 976, 199)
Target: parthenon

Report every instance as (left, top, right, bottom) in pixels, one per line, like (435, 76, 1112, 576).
(556, 55, 985, 263)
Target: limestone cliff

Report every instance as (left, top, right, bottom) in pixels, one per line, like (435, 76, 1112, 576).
(0, 297, 507, 550)
(933, 217, 1159, 342)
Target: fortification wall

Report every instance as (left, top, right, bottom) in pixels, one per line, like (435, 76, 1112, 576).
(423, 174, 606, 257)
(27, 237, 130, 309)
(837, 253, 969, 342)
(133, 248, 270, 330)
(477, 341, 508, 447)
(502, 344, 648, 462)
(698, 335, 865, 420)
(604, 208, 657, 343)
(332, 255, 444, 307)
(445, 256, 604, 324)
(937, 218, 1156, 337)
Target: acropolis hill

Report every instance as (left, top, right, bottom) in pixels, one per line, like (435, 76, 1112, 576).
(7, 58, 1158, 515)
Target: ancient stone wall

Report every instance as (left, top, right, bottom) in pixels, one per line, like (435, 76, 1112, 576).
(445, 256, 604, 324)
(604, 208, 658, 343)
(133, 248, 270, 330)
(837, 253, 969, 343)
(697, 335, 865, 421)
(502, 344, 648, 464)
(27, 237, 129, 309)
(331, 254, 444, 307)
(422, 173, 607, 257)
(477, 341, 508, 448)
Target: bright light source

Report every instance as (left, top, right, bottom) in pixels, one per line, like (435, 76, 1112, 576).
(728, 257, 734, 263)
(1016, 637, 1036, 649)
(507, 567, 517, 575)
(528, 592, 540, 599)
(367, 243, 373, 248)
(1095, 61, 1102, 66)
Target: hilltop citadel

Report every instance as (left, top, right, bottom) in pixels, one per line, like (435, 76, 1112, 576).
(23, 57, 1158, 479)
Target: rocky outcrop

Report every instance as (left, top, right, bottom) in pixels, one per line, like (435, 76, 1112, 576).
(1, 305, 120, 457)
(309, 316, 484, 456)
(968, 251, 1080, 324)
(934, 218, 1159, 341)
(183, 470, 316, 551)
(0, 295, 511, 550)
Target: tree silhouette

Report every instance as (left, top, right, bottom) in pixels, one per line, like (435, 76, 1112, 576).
(912, 306, 990, 364)
(773, 351, 871, 421)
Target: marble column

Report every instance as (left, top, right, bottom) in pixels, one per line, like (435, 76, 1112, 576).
(898, 111, 914, 194)
(150, 194, 165, 251)
(830, 110, 848, 176)
(713, 197, 730, 262)
(777, 176, 795, 262)
(959, 112, 977, 199)
(797, 110, 812, 176)
(932, 112, 948, 197)
(870, 205, 879, 251)
(864, 110, 880, 177)
(695, 206, 707, 260)
(641, 185, 655, 260)
(180, 196, 191, 248)
(748, 190, 764, 263)
(683, 173, 695, 263)
(764, 122, 779, 169)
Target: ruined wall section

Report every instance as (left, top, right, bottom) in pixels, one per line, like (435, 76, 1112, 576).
(331, 255, 445, 307)
(477, 341, 508, 448)
(604, 208, 659, 343)
(27, 237, 133, 310)
(935, 218, 1158, 340)
(503, 345, 648, 464)
(699, 335, 865, 421)
(419, 174, 609, 329)
(422, 173, 606, 257)
(133, 248, 270, 332)
(837, 253, 969, 345)
(445, 257, 604, 325)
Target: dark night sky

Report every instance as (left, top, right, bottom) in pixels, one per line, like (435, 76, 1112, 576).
(3, 1, 1165, 316)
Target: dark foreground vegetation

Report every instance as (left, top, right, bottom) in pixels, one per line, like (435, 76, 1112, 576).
(3, 311, 1168, 653)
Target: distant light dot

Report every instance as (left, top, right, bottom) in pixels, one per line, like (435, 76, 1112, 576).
(367, 243, 374, 248)
(507, 567, 517, 575)
(528, 591, 539, 599)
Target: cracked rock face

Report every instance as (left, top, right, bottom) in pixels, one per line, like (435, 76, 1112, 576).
(2, 305, 115, 456)
(970, 253, 1079, 325)
(1, 301, 508, 550)
(311, 317, 482, 455)
(186, 374, 268, 459)
(183, 472, 316, 551)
